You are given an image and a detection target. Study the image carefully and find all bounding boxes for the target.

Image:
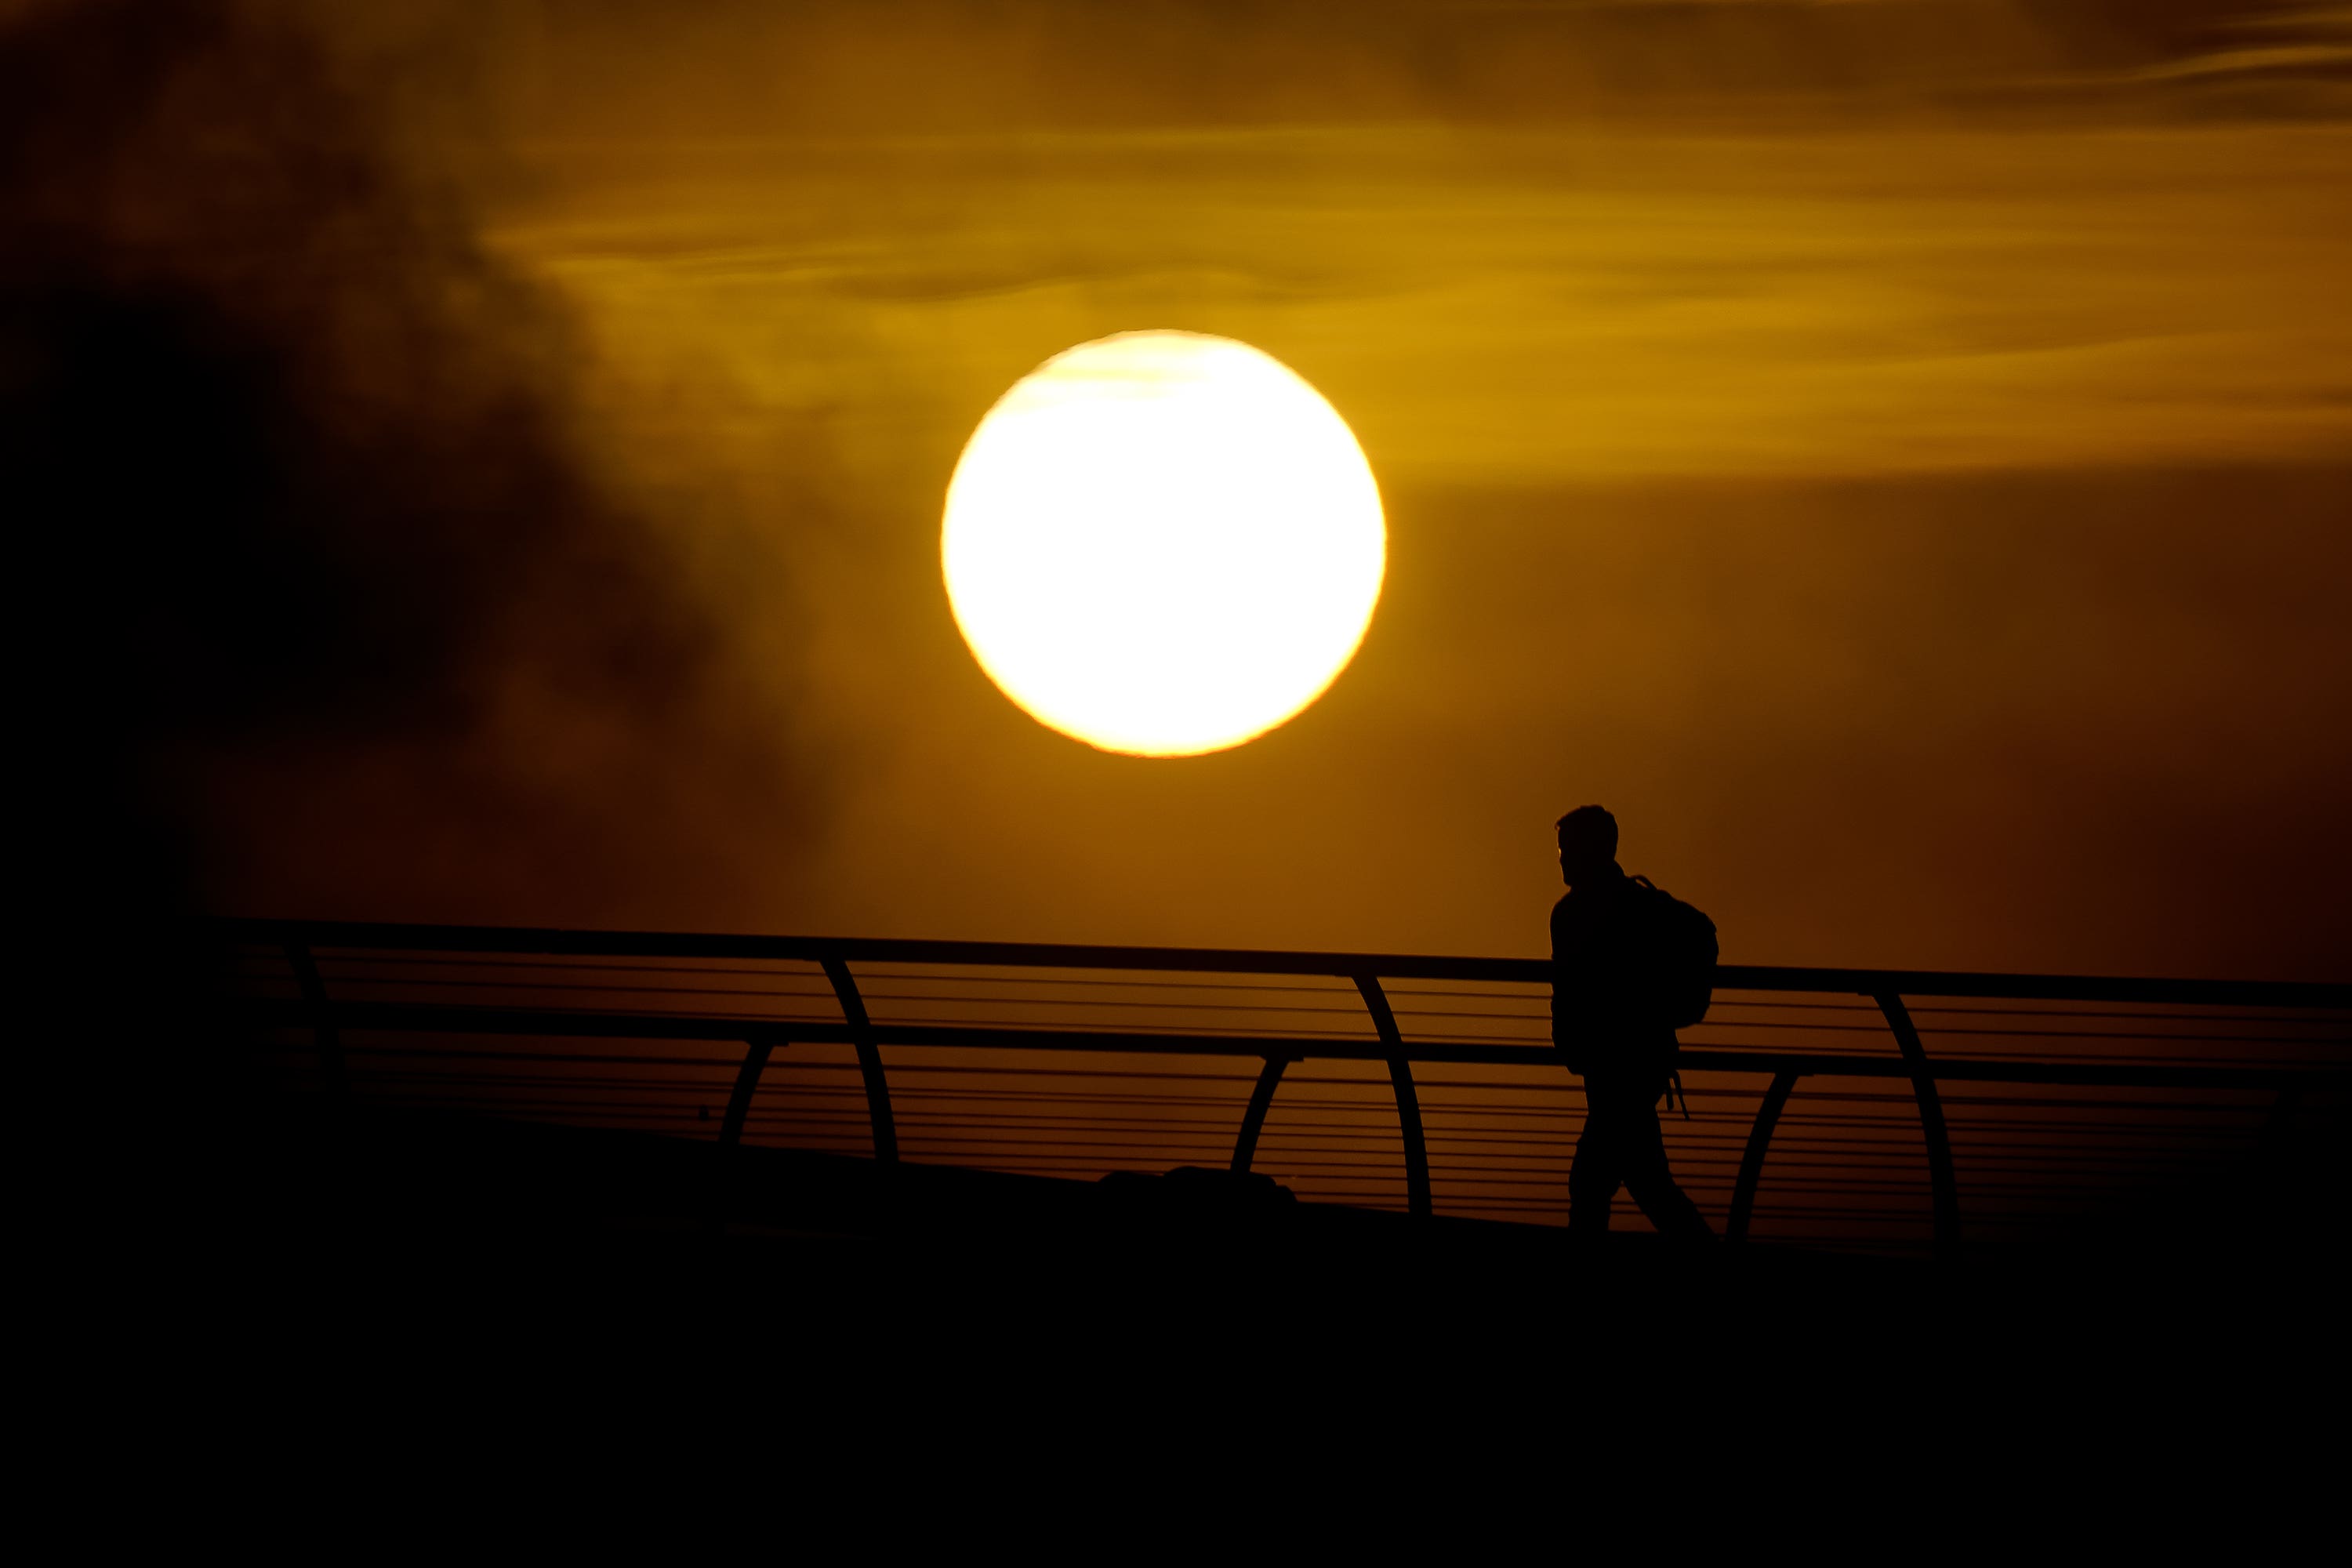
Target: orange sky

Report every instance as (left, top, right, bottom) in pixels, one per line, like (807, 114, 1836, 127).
(17, 1, 2347, 978)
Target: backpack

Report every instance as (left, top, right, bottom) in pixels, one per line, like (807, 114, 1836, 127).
(1628, 875, 1717, 1032)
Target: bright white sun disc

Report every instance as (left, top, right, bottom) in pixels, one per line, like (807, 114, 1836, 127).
(943, 332, 1385, 757)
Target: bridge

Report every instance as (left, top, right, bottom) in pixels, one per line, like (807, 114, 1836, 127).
(216, 918, 2352, 1262)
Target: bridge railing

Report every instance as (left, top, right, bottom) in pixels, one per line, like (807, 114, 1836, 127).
(216, 918, 2352, 1258)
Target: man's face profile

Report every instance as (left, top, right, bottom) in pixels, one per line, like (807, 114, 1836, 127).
(1558, 829, 1610, 887)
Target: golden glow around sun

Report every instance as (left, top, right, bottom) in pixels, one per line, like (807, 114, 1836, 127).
(943, 332, 1385, 757)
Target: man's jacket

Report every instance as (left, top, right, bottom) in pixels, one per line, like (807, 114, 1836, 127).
(1550, 869, 1679, 1077)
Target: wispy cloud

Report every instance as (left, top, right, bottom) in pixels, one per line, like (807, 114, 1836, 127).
(504, 119, 2352, 482)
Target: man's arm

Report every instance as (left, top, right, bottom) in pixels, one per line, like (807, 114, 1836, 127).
(1549, 898, 1582, 1072)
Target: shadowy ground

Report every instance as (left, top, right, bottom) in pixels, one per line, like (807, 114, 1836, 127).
(165, 1105, 2348, 1397)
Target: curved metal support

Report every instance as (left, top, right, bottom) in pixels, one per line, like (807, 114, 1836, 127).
(822, 957, 898, 1165)
(1354, 973, 1431, 1218)
(719, 1031, 780, 1149)
(1874, 993, 1961, 1260)
(1231, 1055, 1293, 1174)
(1727, 1070, 1799, 1245)
(284, 941, 347, 1098)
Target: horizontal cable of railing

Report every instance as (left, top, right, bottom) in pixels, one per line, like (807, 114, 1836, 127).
(231, 997, 2350, 1093)
(212, 916, 2351, 1009)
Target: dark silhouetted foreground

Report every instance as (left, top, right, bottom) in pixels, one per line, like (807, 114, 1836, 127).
(148, 917, 2352, 1422)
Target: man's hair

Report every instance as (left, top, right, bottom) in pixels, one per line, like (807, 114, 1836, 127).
(1555, 804, 1618, 855)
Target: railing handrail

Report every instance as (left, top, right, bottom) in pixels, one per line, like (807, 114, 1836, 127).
(211, 916, 2352, 1009)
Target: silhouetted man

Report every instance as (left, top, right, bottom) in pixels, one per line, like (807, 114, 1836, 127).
(1551, 805, 1715, 1242)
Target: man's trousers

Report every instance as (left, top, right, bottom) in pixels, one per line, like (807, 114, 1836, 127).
(1569, 1062, 1715, 1241)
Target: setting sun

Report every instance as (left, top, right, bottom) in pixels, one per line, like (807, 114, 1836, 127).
(942, 332, 1385, 757)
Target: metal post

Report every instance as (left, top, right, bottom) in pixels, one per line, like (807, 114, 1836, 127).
(822, 957, 898, 1166)
(1874, 993, 1962, 1261)
(1727, 1070, 1799, 1245)
(719, 1031, 780, 1149)
(1231, 1055, 1293, 1174)
(1354, 973, 1431, 1218)
(284, 940, 347, 1098)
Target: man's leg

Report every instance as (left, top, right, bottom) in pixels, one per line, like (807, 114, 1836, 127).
(1619, 1081, 1715, 1243)
(1568, 1078, 1628, 1234)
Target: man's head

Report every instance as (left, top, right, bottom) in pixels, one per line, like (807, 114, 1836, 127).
(1555, 805, 1620, 888)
